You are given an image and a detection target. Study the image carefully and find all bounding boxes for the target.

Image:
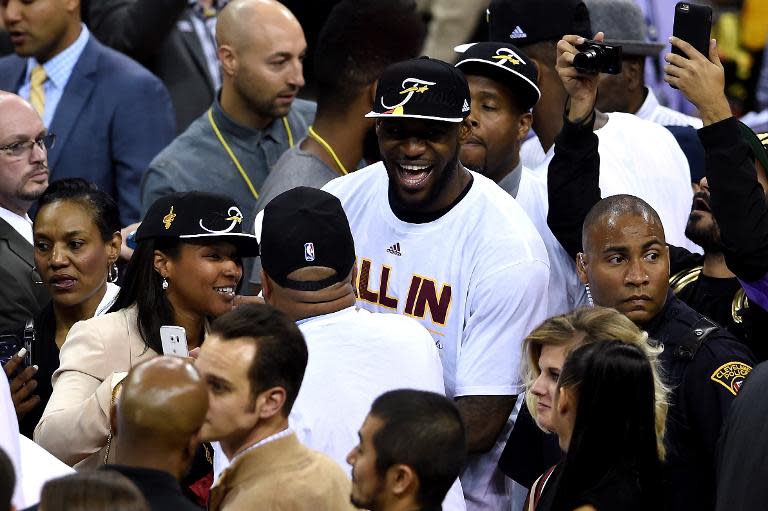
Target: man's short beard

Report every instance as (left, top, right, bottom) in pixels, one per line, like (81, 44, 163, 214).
(685, 213, 724, 253)
(385, 149, 460, 213)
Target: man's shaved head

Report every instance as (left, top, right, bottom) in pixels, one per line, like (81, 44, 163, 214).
(215, 0, 306, 129)
(116, 357, 208, 450)
(578, 195, 670, 325)
(582, 194, 665, 251)
(216, 0, 300, 51)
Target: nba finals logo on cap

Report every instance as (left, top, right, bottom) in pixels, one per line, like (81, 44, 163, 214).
(366, 57, 472, 123)
(304, 242, 315, 262)
(492, 47, 526, 66)
(381, 78, 436, 116)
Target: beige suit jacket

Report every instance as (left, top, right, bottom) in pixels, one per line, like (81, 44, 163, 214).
(34, 304, 158, 469)
(210, 432, 355, 511)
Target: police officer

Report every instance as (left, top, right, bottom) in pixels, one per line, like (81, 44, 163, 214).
(543, 33, 756, 511)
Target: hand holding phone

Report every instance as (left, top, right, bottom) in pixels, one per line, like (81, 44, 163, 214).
(160, 325, 189, 357)
(671, 3, 712, 59)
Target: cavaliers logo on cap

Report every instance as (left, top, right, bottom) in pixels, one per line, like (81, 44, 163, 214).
(199, 206, 243, 234)
(492, 47, 526, 66)
(381, 78, 437, 114)
(162, 206, 176, 230)
(710, 361, 752, 396)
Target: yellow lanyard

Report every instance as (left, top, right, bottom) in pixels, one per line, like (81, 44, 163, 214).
(307, 125, 348, 176)
(207, 109, 295, 200)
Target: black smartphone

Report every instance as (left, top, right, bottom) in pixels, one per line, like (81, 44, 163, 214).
(672, 2, 713, 58)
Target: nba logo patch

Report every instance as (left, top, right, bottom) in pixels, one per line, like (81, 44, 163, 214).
(304, 242, 315, 262)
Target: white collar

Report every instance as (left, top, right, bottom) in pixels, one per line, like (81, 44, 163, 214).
(227, 427, 293, 466)
(0, 205, 32, 244)
(635, 87, 660, 121)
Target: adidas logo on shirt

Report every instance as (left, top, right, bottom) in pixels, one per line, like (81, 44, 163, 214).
(509, 26, 527, 39)
(462, 99, 470, 112)
(386, 242, 402, 256)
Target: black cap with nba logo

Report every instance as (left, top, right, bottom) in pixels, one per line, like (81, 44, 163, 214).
(366, 56, 471, 123)
(261, 187, 356, 292)
(136, 191, 260, 256)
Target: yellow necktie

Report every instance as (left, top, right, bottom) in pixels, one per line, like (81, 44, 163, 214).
(29, 65, 46, 117)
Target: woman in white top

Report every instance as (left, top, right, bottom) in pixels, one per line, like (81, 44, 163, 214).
(4, 178, 121, 438)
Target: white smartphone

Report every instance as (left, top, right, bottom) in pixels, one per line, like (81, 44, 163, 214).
(160, 325, 189, 357)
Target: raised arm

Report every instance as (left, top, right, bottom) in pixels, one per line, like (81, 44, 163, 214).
(546, 34, 603, 258)
(666, 37, 768, 282)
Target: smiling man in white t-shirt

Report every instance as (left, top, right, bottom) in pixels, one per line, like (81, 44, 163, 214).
(323, 56, 550, 511)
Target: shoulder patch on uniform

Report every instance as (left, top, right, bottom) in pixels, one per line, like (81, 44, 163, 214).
(710, 361, 753, 396)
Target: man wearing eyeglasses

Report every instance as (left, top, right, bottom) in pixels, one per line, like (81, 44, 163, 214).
(0, 92, 50, 334)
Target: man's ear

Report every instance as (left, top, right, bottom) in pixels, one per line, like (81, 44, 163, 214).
(517, 112, 534, 142)
(66, 0, 81, 15)
(257, 386, 287, 419)
(219, 44, 238, 78)
(261, 271, 272, 302)
(575, 252, 589, 285)
(387, 464, 417, 497)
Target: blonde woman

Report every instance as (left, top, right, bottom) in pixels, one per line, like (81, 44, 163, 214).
(498, 307, 668, 510)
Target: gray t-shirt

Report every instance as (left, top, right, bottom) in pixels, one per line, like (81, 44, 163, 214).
(253, 142, 339, 213)
(247, 142, 339, 287)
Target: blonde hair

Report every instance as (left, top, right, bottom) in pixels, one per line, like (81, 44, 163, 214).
(522, 306, 669, 460)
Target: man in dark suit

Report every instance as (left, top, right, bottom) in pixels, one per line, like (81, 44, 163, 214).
(0, 0, 176, 225)
(87, 0, 218, 134)
(0, 92, 50, 334)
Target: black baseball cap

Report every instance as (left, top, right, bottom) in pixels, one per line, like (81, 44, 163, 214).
(136, 192, 260, 256)
(366, 56, 471, 123)
(261, 187, 356, 292)
(487, 0, 592, 47)
(455, 42, 541, 111)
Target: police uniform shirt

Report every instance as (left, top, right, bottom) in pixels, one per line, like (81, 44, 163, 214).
(644, 293, 755, 511)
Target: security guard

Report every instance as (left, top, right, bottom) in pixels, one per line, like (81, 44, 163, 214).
(642, 290, 754, 511)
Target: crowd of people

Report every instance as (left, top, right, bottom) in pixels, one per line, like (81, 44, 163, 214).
(1, 0, 767, 510)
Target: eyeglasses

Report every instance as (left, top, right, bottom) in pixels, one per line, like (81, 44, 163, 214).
(0, 133, 56, 158)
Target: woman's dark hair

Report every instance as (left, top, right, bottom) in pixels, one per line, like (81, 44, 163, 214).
(37, 178, 121, 242)
(38, 470, 149, 511)
(109, 237, 181, 354)
(550, 341, 661, 511)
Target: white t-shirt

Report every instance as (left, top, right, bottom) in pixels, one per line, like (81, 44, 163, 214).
(323, 163, 550, 511)
(636, 87, 703, 128)
(523, 113, 699, 253)
(515, 168, 586, 315)
(290, 305, 466, 511)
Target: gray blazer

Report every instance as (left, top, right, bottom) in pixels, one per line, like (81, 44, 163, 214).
(0, 218, 49, 333)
